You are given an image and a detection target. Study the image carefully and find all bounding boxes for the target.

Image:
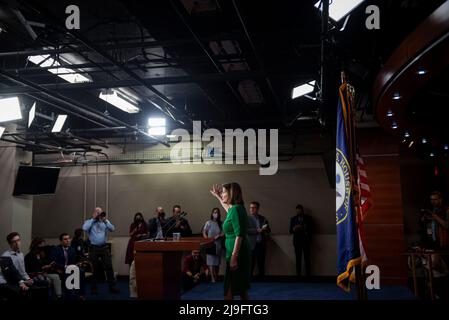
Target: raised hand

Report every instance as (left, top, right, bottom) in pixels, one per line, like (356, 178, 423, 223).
(209, 184, 222, 200)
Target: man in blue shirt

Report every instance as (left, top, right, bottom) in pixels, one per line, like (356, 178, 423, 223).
(82, 207, 119, 294)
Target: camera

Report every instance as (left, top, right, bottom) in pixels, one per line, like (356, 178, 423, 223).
(95, 211, 107, 220)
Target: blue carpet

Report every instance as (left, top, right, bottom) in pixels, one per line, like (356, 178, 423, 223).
(84, 280, 416, 300)
(84, 280, 132, 300)
(181, 282, 417, 300)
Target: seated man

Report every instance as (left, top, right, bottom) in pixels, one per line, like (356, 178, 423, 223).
(2, 232, 48, 300)
(51, 233, 86, 299)
(182, 250, 210, 292)
(0, 256, 31, 301)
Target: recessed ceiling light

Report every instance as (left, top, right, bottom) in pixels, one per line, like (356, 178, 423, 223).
(417, 69, 426, 75)
(99, 89, 140, 114)
(386, 110, 394, 117)
(391, 122, 398, 129)
(404, 131, 410, 138)
(28, 54, 92, 84)
(393, 93, 401, 100)
(422, 138, 427, 144)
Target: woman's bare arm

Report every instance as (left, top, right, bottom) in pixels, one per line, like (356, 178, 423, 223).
(210, 184, 231, 212)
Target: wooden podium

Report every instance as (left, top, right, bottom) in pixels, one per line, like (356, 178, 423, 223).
(134, 237, 214, 300)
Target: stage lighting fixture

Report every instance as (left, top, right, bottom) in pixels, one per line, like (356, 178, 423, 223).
(0, 97, 22, 123)
(51, 115, 68, 133)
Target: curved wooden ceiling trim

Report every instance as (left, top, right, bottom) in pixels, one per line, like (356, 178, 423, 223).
(373, 1, 449, 146)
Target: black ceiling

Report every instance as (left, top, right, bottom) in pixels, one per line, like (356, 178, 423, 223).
(0, 0, 446, 154)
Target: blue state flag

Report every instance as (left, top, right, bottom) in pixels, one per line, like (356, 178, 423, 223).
(336, 83, 361, 291)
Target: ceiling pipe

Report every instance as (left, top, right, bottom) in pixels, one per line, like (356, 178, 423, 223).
(0, 71, 266, 95)
(0, 37, 245, 57)
(0, 136, 89, 153)
(230, 0, 282, 111)
(14, 1, 193, 126)
(0, 69, 170, 147)
(168, 0, 250, 116)
(64, 31, 193, 126)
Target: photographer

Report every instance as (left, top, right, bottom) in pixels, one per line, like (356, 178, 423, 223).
(182, 250, 210, 292)
(82, 207, 119, 294)
(166, 205, 192, 238)
(419, 191, 449, 250)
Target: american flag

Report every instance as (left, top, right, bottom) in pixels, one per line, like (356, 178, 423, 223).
(356, 153, 372, 264)
(356, 154, 373, 218)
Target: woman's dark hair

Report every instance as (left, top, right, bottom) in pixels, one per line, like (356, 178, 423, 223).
(210, 207, 222, 230)
(296, 204, 304, 212)
(133, 212, 144, 225)
(29, 238, 45, 253)
(222, 182, 244, 205)
(74, 228, 83, 238)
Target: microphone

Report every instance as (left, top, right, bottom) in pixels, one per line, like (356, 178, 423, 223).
(162, 212, 188, 239)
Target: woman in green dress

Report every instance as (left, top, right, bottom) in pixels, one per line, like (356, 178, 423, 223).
(210, 182, 251, 300)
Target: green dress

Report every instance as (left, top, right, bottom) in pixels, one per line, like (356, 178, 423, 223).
(223, 204, 251, 296)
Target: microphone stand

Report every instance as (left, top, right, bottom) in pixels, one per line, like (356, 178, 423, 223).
(163, 212, 187, 241)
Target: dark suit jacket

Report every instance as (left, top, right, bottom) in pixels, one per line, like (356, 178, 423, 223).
(165, 218, 192, 237)
(148, 217, 167, 238)
(289, 214, 313, 246)
(248, 214, 271, 249)
(0, 257, 22, 285)
(50, 245, 77, 271)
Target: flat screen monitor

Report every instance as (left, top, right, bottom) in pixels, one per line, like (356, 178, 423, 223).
(13, 166, 60, 196)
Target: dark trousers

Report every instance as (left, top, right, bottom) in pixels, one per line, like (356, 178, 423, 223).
(0, 284, 29, 301)
(294, 240, 311, 277)
(251, 242, 266, 278)
(182, 273, 206, 292)
(88, 245, 115, 288)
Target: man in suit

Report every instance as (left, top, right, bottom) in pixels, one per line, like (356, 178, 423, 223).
(247, 201, 271, 279)
(51, 233, 85, 299)
(0, 256, 31, 300)
(148, 206, 167, 239)
(290, 204, 313, 279)
(52, 233, 77, 272)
